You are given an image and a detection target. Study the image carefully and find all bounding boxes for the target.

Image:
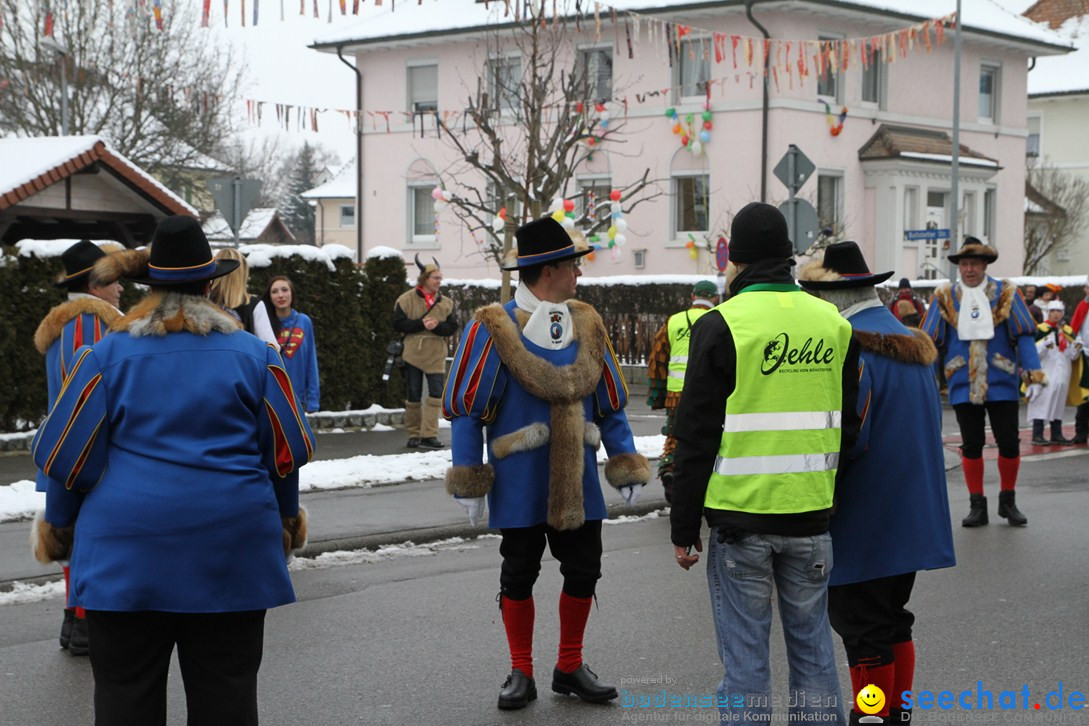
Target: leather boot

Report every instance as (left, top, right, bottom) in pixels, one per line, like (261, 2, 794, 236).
(997, 490, 1028, 526)
(551, 664, 618, 703)
(961, 494, 988, 527)
(1050, 420, 1074, 445)
(59, 608, 74, 649)
(1031, 419, 1047, 446)
(1073, 403, 1088, 444)
(403, 401, 421, 447)
(498, 669, 537, 710)
(68, 615, 89, 656)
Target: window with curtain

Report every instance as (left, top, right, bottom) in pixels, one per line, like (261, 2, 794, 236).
(674, 174, 710, 235)
(408, 64, 438, 113)
(576, 48, 613, 101)
(677, 39, 711, 100)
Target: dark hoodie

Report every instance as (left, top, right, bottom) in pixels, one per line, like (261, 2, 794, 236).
(669, 258, 861, 547)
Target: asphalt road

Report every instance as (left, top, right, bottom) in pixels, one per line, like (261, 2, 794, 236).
(1, 442, 1088, 725)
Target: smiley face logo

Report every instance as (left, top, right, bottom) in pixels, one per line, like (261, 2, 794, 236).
(856, 684, 886, 715)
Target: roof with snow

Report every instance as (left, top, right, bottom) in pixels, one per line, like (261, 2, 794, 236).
(203, 207, 298, 245)
(0, 135, 197, 246)
(1027, 15, 1089, 95)
(302, 160, 357, 199)
(311, 0, 1071, 54)
(859, 125, 999, 167)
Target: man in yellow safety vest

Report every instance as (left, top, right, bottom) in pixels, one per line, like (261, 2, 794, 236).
(646, 280, 720, 502)
(670, 202, 861, 724)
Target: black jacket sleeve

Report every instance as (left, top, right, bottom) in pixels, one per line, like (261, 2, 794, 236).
(392, 302, 426, 334)
(669, 312, 735, 548)
(838, 335, 862, 464)
(432, 310, 459, 337)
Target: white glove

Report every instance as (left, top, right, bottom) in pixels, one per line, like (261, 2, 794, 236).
(454, 496, 486, 526)
(1026, 383, 1043, 403)
(618, 483, 644, 506)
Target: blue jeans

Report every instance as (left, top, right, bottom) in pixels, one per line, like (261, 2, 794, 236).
(707, 529, 844, 723)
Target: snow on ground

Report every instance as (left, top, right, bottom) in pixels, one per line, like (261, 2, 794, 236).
(0, 580, 65, 607)
(0, 435, 666, 523)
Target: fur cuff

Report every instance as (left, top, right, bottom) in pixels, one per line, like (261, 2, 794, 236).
(445, 464, 495, 498)
(30, 511, 74, 564)
(604, 452, 652, 489)
(281, 507, 308, 556)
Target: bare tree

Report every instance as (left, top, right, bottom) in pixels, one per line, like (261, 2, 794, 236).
(433, 0, 664, 275)
(0, 0, 244, 172)
(1024, 162, 1089, 275)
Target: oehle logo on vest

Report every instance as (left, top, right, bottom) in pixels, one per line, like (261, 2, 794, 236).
(760, 333, 836, 375)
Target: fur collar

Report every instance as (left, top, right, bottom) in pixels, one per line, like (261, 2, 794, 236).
(112, 292, 242, 337)
(854, 328, 937, 366)
(934, 277, 1015, 328)
(34, 297, 123, 354)
(476, 300, 606, 404)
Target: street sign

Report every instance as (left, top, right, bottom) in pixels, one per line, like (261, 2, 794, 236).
(208, 177, 262, 242)
(904, 228, 951, 241)
(773, 145, 815, 193)
(778, 198, 820, 253)
(715, 237, 729, 271)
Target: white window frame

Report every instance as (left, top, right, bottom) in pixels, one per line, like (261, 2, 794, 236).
(407, 61, 438, 114)
(486, 53, 522, 116)
(983, 187, 996, 243)
(861, 47, 885, 109)
(979, 63, 1000, 124)
(407, 183, 438, 248)
(576, 176, 612, 225)
(672, 172, 711, 240)
(675, 37, 712, 103)
(339, 204, 355, 229)
(903, 186, 919, 233)
(1026, 113, 1042, 158)
(576, 46, 613, 102)
(816, 173, 844, 231)
(817, 34, 844, 105)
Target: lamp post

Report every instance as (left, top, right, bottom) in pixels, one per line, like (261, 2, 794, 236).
(41, 36, 69, 136)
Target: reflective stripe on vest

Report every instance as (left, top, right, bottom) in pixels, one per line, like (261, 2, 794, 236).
(704, 286, 852, 515)
(666, 308, 710, 392)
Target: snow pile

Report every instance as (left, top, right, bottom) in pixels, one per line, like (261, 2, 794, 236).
(289, 536, 481, 571)
(0, 580, 65, 607)
(366, 245, 406, 261)
(240, 242, 355, 270)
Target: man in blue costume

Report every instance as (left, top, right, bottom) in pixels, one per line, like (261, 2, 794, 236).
(443, 217, 651, 711)
(921, 237, 1043, 527)
(800, 242, 956, 725)
(33, 239, 124, 656)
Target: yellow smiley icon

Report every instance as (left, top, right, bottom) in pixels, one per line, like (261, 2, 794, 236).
(856, 684, 886, 715)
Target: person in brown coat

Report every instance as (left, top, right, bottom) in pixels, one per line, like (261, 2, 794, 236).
(393, 255, 459, 449)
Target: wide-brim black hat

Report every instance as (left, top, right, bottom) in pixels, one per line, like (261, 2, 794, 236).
(798, 241, 895, 290)
(947, 236, 998, 264)
(54, 240, 107, 288)
(501, 217, 592, 271)
(126, 215, 238, 286)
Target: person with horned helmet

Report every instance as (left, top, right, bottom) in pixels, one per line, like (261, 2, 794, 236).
(393, 254, 459, 449)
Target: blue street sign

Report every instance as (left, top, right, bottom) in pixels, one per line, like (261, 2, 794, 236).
(904, 228, 951, 241)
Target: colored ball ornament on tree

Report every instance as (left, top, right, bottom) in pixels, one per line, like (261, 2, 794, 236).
(431, 186, 445, 202)
(699, 130, 711, 144)
(563, 199, 575, 213)
(609, 189, 621, 202)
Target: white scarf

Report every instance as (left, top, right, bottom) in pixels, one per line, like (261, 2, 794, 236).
(514, 283, 574, 350)
(957, 281, 995, 341)
(842, 298, 885, 321)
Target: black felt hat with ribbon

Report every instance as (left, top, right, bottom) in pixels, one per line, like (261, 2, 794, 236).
(947, 236, 998, 264)
(125, 216, 238, 286)
(54, 240, 107, 288)
(798, 241, 895, 290)
(501, 217, 592, 271)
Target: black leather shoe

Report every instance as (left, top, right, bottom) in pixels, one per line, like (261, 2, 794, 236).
(405, 437, 420, 449)
(1073, 434, 1089, 445)
(997, 490, 1027, 526)
(418, 437, 444, 449)
(961, 494, 988, 527)
(68, 616, 89, 657)
(59, 608, 74, 649)
(498, 669, 537, 710)
(551, 664, 618, 703)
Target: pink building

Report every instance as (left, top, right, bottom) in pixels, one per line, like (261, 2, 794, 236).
(312, 0, 1068, 280)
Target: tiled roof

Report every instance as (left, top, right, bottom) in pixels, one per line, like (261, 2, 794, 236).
(858, 125, 998, 166)
(1024, 0, 1089, 30)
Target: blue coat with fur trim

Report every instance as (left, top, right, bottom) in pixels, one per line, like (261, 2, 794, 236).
(443, 299, 650, 530)
(829, 305, 956, 586)
(921, 276, 1042, 406)
(32, 293, 316, 613)
(33, 296, 122, 492)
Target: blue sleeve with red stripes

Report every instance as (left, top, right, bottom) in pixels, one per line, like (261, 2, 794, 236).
(443, 318, 506, 469)
(32, 346, 110, 502)
(260, 344, 317, 517)
(595, 335, 638, 458)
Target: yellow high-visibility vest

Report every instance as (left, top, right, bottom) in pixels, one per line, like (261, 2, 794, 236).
(704, 284, 852, 514)
(666, 308, 712, 392)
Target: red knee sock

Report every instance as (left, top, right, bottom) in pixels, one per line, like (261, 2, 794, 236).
(892, 640, 916, 704)
(556, 592, 592, 674)
(850, 661, 894, 717)
(501, 595, 534, 679)
(961, 456, 985, 496)
(997, 455, 1020, 492)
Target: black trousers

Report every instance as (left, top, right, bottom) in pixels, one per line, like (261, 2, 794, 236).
(85, 609, 266, 726)
(499, 521, 603, 600)
(827, 573, 916, 667)
(404, 364, 444, 403)
(953, 400, 1021, 459)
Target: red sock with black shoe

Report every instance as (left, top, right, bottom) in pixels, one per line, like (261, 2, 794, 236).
(556, 592, 592, 673)
(500, 595, 534, 679)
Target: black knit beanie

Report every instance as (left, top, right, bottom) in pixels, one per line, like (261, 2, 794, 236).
(728, 202, 794, 264)
(899, 277, 911, 289)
